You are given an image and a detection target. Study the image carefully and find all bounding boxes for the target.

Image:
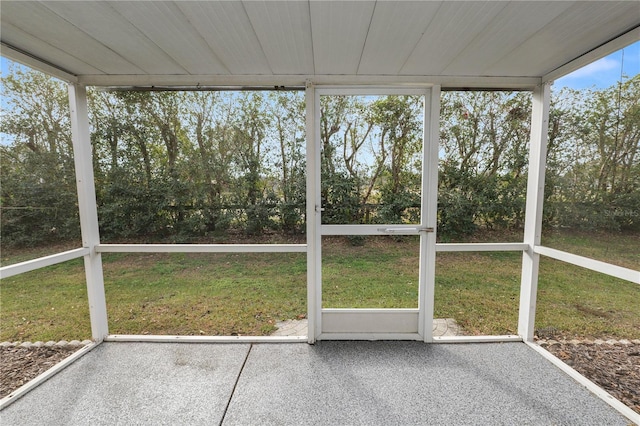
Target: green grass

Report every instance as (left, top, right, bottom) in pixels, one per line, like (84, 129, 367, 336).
(102, 252, 306, 337)
(1, 231, 638, 341)
(542, 230, 639, 270)
(322, 237, 420, 308)
(434, 251, 522, 335)
(0, 259, 90, 341)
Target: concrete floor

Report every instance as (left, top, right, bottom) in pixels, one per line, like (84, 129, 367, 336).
(0, 341, 630, 425)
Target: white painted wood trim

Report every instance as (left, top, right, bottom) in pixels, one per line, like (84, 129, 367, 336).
(69, 84, 109, 341)
(436, 243, 528, 252)
(321, 308, 419, 314)
(0, 248, 89, 279)
(535, 246, 640, 284)
(525, 341, 640, 425)
(433, 335, 522, 343)
(317, 333, 423, 341)
(421, 85, 440, 343)
(543, 28, 640, 83)
(518, 83, 550, 342)
(316, 87, 429, 96)
(104, 335, 307, 343)
(1, 42, 78, 83)
(306, 80, 319, 344)
(0, 342, 99, 410)
(321, 224, 422, 235)
(77, 74, 541, 89)
(96, 244, 307, 253)
(321, 310, 419, 334)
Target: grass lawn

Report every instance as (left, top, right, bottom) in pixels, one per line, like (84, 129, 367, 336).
(1, 231, 638, 341)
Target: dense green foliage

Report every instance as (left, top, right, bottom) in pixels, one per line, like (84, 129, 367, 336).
(1, 62, 638, 247)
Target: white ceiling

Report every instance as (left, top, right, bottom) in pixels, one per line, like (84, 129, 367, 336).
(1, 1, 638, 87)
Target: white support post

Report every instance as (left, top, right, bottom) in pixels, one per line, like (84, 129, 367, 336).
(518, 83, 551, 342)
(305, 81, 319, 344)
(68, 83, 109, 342)
(421, 86, 440, 342)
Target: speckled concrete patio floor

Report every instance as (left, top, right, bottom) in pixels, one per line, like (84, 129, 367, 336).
(0, 341, 630, 425)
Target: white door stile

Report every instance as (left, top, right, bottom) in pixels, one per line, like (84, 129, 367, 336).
(421, 85, 440, 342)
(306, 81, 321, 343)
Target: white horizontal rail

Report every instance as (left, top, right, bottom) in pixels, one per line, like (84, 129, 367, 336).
(317, 87, 429, 96)
(0, 248, 89, 279)
(322, 225, 422, 235)
(433, 335, 522, 343)
(534, 246, 640, 284)
(436, 243, 528, 252)
(96, 244, 307, 253)
(78, 74, 540, 89)
(0, 342, 99, 409)
(321, 308, 419, 314)
(525, 341, 640, 424)
(105, 334, 307, 343)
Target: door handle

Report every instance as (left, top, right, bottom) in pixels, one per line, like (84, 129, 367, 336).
(377, 227, 434, 234)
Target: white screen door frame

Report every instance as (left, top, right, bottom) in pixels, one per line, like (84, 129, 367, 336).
(307, 86, 441, 342)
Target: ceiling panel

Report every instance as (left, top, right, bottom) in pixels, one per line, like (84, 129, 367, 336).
(310, 1, 375, 75)
(0, 1, 637, 84)
(40, 1, 187, 74)
(358, 1, 442, 75)
(1, 1, 143, 74)
(442, 1, 574, 76)
(108, 1, 229, 75)
(485, 1, 640, 77)
(243, 1, 314, 75)
(0, 21, 103, 75)
(176, 1, 271, 75)
(400, 1, 508, 75)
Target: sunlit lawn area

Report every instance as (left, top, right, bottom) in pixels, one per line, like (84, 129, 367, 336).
(1, 232, 638, 342)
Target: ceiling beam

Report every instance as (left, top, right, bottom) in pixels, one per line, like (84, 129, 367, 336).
(77, 74, 540, 90)
(543, 26, 640, 83)
(1, 42, 78, 83)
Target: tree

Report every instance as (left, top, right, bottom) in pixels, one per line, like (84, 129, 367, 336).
(0, 64, 80, 246)
(269, 91, 306, 232)
(439, 91, 532, 236)
(545, 76, 640, 231)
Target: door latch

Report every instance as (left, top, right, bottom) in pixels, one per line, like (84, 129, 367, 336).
(377, 227, 434, 234)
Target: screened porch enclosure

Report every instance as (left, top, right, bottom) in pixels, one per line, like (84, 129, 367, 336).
(1, 1, 639, 422)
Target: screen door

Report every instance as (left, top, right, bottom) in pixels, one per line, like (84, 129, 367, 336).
(311, 87, 439, 341)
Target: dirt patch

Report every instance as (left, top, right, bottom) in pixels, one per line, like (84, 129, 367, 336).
(0, 345, 79, 399)
(538, 340, 640, 415)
